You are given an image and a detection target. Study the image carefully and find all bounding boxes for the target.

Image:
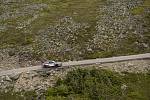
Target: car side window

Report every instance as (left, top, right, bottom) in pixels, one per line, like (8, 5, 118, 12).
(49, 62, 54, 64)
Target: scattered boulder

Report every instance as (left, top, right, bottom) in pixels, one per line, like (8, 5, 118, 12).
(5, 75, 12, 82)
(9, 73, 21, 81)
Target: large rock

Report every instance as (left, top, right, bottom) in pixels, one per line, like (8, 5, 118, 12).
(4, 75, 12, 82)
(9, 73, 21, 81)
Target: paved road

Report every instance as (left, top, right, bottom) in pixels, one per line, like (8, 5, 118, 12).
(0, 53, 150, 76)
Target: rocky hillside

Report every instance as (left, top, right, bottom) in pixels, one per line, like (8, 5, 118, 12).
(0, 59, 149, 92)
(0, 59, 149, 99)
(0, 0, 150, 69)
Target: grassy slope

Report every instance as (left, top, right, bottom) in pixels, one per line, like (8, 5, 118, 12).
(46, 68, 150, 100)
(0, 0, 101, 61)
(0, 0, 99, 47)
(0, 90, 37, 100)
(0, 68, 149, 100)
(0, 0, 149, 61)
(86, 0, 150, 59)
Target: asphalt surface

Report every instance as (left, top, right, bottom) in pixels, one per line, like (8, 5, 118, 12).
(0, 53, 150, 76)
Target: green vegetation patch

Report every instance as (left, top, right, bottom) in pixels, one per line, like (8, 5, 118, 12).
(131, 0, 150, 15)
(0, 90, 37, 100)
(0, 0, 101, 53)
(46, 68, 150, 100)
(0, 0, 150, 60)
(0, 68, 150, 100)
(131, 7, 144, 15)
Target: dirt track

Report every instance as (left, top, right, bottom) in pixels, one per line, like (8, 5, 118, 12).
(0, 53, 150, 76)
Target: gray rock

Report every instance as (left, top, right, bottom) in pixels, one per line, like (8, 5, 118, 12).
(9, 74, 20, 81)
(5, 75, 12, 82)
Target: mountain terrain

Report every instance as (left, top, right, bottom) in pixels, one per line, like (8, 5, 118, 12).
(0, 0, 150, 69)
(0, 0, 150, 99)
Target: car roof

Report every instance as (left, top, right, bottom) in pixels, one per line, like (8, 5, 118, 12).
(44, 60, 55, 63)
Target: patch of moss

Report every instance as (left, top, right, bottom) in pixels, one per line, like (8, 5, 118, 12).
(0, 0, 150, 60)
(46, 68, 150, 100)
(0, 90, 37, 100)
(143, 0, 150, 7)
(131, 0, 150, 15)
(131, 7, 144, 15)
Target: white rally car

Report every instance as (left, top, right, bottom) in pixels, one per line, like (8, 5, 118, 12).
(43, 61, 62, 68)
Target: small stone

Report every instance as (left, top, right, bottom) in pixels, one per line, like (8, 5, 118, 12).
(121, 84, 127, 90)
(9, 74, 20, 81)
(142, 43, 148, 48)
(1, 80, 4, 83)
(5, 75, 12, 82)
(26, 71, 30, 74)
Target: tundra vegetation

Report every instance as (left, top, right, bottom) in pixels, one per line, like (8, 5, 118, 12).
(0, 68, 150, 100)
(0, 0, 150, 99)
(46, 68, 150, 100)
(0, 0, 150, 64)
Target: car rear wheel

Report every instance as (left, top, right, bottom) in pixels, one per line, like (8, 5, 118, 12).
(44, 65, 49, 68)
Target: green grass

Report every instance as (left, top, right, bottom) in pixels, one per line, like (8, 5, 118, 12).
(0, 90, 37, 100)
(0, 0, 100, 48)
(0, 68, 149, 100)
(131, 7, 144, 15)
(131, 0, 150, 15)
(46, 68, 150, 100)
(0, 0, 150, 61)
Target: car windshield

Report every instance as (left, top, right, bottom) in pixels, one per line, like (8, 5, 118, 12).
(49, 61, 54, 64)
